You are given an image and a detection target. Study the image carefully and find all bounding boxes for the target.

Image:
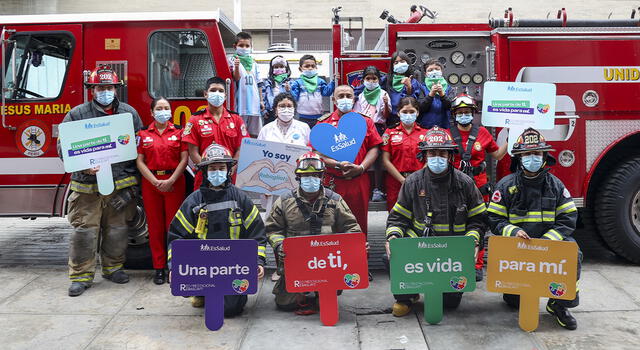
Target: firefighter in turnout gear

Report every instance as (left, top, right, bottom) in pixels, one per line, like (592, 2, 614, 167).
(487, 128, 581, 330)
(265, 152, 362, 314)
(59, 66, 143, 297)
(385, 127, 487, 317)
(167, 144, 267, 315)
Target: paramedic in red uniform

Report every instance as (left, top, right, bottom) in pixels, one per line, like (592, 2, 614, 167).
(182, 76, 249, 189)
(381, 97, 428, 212)
(315, 85, 382, 235)
(449, 94, 507, 281)
(136, 97, 188, 285)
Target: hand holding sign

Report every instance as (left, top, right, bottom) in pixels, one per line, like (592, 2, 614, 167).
(390, 236, 476, 324)
(310, 112, 366, 163)
(283, 233, 369, 326)
(486, 236, 578, 332)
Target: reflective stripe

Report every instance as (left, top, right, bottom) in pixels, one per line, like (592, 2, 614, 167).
(193, 200, 238, 214)
(386, 226, 404, 238)
(244, 206, 259, 229)
(453, 224, 466, 232)
(468, 203, 487, 217)
(509, 211, 555, 223)
(556, 201, 577, 214)
(114, 176, 138, 189)
(487, 202, 508, 217)
(70, 272, 94, 282)
(230, 225, 240, 240)
(167, 249, 172, 261)
(406, 229, 418, 238)
(502, 224, 519, 237)
(543, 229, 563, 241)
(466, 231, 480, 242)
(175, 210, 195, 234)
(102, 264, 123, 274)
(257, 245, 266, 258)
(412, 219, 426, 231)
(269, 234, 285, 245)
(69, 181, 98, 193)
(433, 223, 449, 233)
(392, 203, 412, 219)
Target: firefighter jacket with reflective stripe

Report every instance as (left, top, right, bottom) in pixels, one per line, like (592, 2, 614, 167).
(487, 169, 577, 240)
(57, 98, 143, 193)
(167, 184, 267, 267)
(386, 166, 487, 244)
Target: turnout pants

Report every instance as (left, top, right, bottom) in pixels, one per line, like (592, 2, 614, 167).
(67, 190, 137, 283)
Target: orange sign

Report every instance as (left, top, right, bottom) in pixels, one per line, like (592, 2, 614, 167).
(486, 236, 578, 332)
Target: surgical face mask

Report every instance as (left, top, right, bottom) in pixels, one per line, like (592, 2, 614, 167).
(153, 109, 172, 123)
(277, 107, 295, 122)
(521, 154, 544, 173)
(399, 112, 417, 125)
(302, 69, 317, 78)
(236, 47, 252, 56)
(94, 89, 115, 106)
(207, 91, 225, 107)
(273, 67, 287, 75)
(300, 176, 321, 193)
(427, 156, 449, 174)
(207, 170, 227, 187)
(393, 62, 409, 74)
(427, 70, 443, 79)
(455, 113, 474, 125)
(336, 98, 354, 113)
(364, 81, 379, 90)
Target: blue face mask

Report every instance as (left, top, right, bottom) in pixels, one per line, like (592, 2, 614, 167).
(427, 156, 449, 174)
(521, 155, 544, 173)
(207, 170, 227, 186)
(236, 47, 252, 56)
(394, 62, 409, 74)
(153, 110, 172, 123)
(94, 89, 115, 106)
(399, 112, 417, 125)
(302, 69, 317, 78)
(300, 176, 321, 193)
(207, 92, 226, 107)
(455, 113, 474, 125)
(364, 81, 379, 90)
(427, 70, 443, 79)
(336, 98, 354, 113)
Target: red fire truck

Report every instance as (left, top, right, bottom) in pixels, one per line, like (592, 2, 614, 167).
(333, 8, 640, 263)
(0, 11, 240, 267)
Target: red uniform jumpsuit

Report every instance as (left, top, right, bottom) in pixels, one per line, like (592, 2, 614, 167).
(316, 111, 382, 235)
(381, 123, 428, 211)
(181, 108, 249, 189)
(137, 122, 187, 269)
(451, 126, 499, 269)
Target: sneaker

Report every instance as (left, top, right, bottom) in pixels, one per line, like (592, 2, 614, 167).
(546, 300, 577, 330)
(294, 297, 318, 316)
(68, 282, 91, 297)
(475, 268, 483, 282)
(190, 296, 205, 308)
(102, 270, 130, 284)
(371, 188, 386, 202)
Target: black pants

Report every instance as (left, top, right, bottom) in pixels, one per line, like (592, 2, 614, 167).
(224, 295, 248, 317)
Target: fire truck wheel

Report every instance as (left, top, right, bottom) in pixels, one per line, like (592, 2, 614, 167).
(595, 156, 640, 264)
(124, 203, 153, 269)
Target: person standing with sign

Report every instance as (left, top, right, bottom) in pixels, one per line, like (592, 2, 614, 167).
(487, 128, 581, 330)
(381, 97, 427, 212)
(167, 144, 267, 315)
(265, 152, 361, 314)
(136, 97, 188, 285)
(449, 94, 508, 282)
(58, 66, 143, 297)
(385, 127, 487, 316)
(316, 85, 382, 235)
(182, 76, 249, 190)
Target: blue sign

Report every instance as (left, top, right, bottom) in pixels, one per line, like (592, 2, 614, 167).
(171, 239, 258, 330)
(310, 112, 366, 163)
(481, 82, 556, 130)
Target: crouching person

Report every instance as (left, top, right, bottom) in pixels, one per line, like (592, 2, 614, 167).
(167, 144, 267, 316)
(265, 152, 361, 314)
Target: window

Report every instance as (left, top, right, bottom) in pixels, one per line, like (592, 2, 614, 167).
(3, 32, 73, 100)
(149, 30, 216, 99)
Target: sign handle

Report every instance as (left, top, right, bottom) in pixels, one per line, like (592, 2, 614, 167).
(204, 293, 225, 331)
(423, 290, 444, 325)
(95, 165, 115, 195)
(518, 294, 540, 332)
(318, 288, 339, 326)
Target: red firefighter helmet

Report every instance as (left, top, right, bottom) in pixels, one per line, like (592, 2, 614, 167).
(418, 127, 458, 152)
(511, 128, 555, 155)
(451, 93, 478, 112)
(84, 66, 124, 87)
(295, 152, 325, 174)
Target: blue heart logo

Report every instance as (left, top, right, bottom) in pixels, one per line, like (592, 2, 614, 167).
(310, 112, 366, 163)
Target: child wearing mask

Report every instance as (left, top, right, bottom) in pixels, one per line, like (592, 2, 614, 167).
(290, 54, 336, 128)
(229, 31, 262, 137)
(418, 58, 453, 129)
(261, 56, 292, 124)
(381, 52, 421, 126)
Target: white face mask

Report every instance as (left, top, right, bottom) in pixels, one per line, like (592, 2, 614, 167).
(277, 107, 295, 122)
(153, 109, 171, 123)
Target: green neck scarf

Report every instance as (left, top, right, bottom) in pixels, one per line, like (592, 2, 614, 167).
(234, 54, 253, 72)
(425, 77, 448, 93)
(363, 86, 382, 105)
(392, 75, 406, 92)
(301, 74, 319, 93)
(273, 73, 288, 84)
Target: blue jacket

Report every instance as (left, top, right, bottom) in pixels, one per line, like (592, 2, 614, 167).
(380, 75, 421, 116)
(418, 85, 453, 129)
(260, 77, 292, 117)
(290, 76, 335, 119)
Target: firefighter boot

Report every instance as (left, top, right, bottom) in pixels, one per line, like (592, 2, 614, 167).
(68, 282, 91, 297)
(546, 300, 577, 330)
(191, 296, 205, 308)
(392, 301, 412, 317)
(102, 270, 130, 284)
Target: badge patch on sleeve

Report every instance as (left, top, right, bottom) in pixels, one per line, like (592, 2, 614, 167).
(563, 188, 571, 198)
(241, 124, 247, 136)
(183, 122, 193, 136)
(491, 190, 502, 202)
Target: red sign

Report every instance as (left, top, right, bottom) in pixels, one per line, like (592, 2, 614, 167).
(283, 233, 369, 326)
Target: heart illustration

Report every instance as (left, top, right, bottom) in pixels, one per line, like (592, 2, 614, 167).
(232, 279, 250, 293)
(344, 273, 361, 288)
(310, 112, 366, 163)
(536, 104, 550, 114)
(549, 282, 566, 297)
(450, 276, 467, 291)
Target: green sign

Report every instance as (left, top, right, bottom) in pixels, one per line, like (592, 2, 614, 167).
(390, 236, 476, 324)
